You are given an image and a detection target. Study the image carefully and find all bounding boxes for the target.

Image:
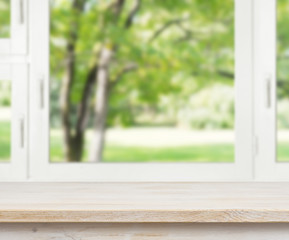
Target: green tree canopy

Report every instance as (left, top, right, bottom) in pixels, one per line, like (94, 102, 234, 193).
(50, 0, 234, 128)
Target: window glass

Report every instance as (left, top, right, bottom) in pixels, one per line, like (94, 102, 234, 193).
(0, 80, 11, 162)
(277, 0, 289, 162)
(0, 0, 10, 38)
(50, 0, 235, 163)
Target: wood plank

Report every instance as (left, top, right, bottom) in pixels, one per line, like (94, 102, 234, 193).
(1, 223, 289, 240)
(1, 183, 289, 222)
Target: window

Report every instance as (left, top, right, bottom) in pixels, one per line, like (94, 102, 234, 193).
(49, 0, 235, 164)
(254, 0, 289, 180)
(277, 0, 289, 162)
(1, 0, 288, 181)
(0, 64, 28, 180)
(26, 0, 252, 181)
(0, 79, 11, 162)
(0, 0, 27, 54)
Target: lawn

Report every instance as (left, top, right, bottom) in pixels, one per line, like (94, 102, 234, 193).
(2, 121, 289, 163)
(51, 142, 235, 163)
(48, 135, 289, 163)
(277, 145, 289, 162)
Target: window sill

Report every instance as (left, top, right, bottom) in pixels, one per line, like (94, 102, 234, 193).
(0, 183, 289, 223)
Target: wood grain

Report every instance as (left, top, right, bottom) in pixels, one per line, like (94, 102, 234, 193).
(2, 223, 289, 240)
(1, 183, 289, 222)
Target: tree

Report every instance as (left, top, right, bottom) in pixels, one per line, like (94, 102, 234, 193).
(50, 0, 234, 162)
(277, 0, 289, 99)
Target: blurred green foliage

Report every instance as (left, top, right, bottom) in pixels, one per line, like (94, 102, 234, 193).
(50, 0, 235, 129)
(0, 0, 10, 38)
(0, 82, 11, 107)
(277, 0, 289, 129)
(0, 122, 10, 161)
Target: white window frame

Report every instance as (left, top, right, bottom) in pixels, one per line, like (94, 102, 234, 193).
(0, 62, 28, 181)
(254, 0, 289, 181)
(0, 0, 28, 55)
(27, 0, 254, 182)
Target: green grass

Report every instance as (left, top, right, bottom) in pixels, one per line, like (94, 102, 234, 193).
(278, 143, 289, 162)
(50, 143, 234, 163)
(46, 136, 289, 163)
(49, 133, 234, 163)
(50, 130, 235, 163)
(102, 144, 234, 163)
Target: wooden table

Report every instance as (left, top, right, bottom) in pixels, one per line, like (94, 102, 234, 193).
(1, 183, 289, 239)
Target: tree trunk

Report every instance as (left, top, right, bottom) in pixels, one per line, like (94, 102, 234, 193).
(89, 47, 113, 162)
(61, 43, 75, 162)
(66, 133, 84, 162)
(60, 0, 86, 162)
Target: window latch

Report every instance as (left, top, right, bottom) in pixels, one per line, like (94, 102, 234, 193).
(19, 115, 24, 148)
(39, 75, 45, 109)
(265, 74, 272, 109)
(18, 0, 24, 25)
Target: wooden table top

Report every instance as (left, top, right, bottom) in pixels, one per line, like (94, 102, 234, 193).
(1, 182, 289, 223)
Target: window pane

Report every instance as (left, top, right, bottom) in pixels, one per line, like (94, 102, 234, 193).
(0, 81, 11, 162)
(0, 0, 10, 38)
(277, 0, 289, 162)
(50, 0, 235, 163)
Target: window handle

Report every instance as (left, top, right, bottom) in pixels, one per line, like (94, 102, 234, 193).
(18, 0, 24, 25)
(19, 115, 25, 148)
(265, 74, 271, 109)
(39, 76, 45, 109)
